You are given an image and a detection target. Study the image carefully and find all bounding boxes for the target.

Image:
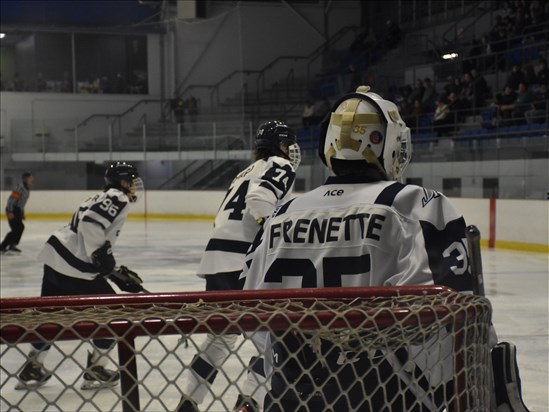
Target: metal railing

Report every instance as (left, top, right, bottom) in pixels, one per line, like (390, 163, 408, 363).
(176, 25, 362, 113)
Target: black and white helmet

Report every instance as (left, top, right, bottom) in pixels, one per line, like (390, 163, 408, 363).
(319, 85, 412, 182)
(255, 120, 301, 169)
(104, 162, 144, 203)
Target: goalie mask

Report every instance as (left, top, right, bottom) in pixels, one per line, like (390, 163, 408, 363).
(104, 162, 144, 203)
(318, 85, 412, 181)
(255, 120, 301, 170)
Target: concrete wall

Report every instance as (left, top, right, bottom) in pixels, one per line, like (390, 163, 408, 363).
(174, 1, 361, 103)
(1, 190, 547, 251)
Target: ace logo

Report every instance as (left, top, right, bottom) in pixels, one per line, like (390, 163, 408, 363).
(324, 189, 344, 197)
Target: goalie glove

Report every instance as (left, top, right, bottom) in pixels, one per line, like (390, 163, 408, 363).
(91, 241, 116, 275)
(108, 266, 144, 293)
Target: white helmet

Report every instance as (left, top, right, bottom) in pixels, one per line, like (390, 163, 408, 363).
(319, 85, 412, 181)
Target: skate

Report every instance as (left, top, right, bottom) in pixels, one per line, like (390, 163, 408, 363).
(80, 351, 120, 390)
(176, 395, 199, 412)
(15, 360, 52, 390)
(233, 394, 259, 412)
(1, 247, 21, 256)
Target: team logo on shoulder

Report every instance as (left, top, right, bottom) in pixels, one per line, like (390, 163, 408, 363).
(421, 188, 441, 207)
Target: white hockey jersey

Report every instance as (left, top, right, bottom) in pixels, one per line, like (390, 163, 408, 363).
(242, 175, 473, 292)
(196, 156, 296, 276)
(37, 188, 130, 280)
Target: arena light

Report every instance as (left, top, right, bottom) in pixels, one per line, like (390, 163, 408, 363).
(442, 52, 459, 60)
(0, 33, 6, 39)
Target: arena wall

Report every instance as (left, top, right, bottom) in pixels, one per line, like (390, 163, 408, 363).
(0, 191, 547, 253)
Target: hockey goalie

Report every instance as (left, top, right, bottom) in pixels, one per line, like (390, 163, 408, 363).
(241, 86, 530, 412)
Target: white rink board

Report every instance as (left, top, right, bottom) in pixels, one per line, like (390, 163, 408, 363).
(1, 191, 547, 247)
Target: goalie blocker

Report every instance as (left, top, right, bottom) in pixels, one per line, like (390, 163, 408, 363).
(466, 225, 530, 412)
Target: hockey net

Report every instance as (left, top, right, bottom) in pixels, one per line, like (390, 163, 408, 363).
(0, 286, 492, 412)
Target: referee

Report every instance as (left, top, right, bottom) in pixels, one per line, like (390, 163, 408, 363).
(1, 171, 34, 254)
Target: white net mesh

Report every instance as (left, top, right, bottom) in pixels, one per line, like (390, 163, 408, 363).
(0, 286, 492, 411)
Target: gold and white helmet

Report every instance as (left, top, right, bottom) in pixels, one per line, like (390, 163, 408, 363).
(319, 85, 412, 181)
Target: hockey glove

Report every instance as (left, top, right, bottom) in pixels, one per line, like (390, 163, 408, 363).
(108, 266, 144, 293)
(91, 241, 116, 275)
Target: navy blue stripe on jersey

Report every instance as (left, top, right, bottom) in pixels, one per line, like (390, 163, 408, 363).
(374, 182, 407, 206)
(82, 216, 106, 230)
(259, 181, 279, 197)
(191, 355, 218, 383)
(420, 216, 473, 292)
(325, 175, 384, 185)
(205, 238, 251, 254)
(273, 197, 296, 218)
(46, 236, 98, 273)
(394, 348, 448, 408)
(249, 356, 266, 377)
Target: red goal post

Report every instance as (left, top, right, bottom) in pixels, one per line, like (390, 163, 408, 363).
(0, 286, 492, 412)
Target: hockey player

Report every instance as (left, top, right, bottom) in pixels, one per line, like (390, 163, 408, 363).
(1, 171, 34, 254)
(176, 121, 301, 412)
(15, 162, 145, 390)
(241, 86, 529, 411)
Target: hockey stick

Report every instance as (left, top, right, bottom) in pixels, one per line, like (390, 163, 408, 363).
(465, 225, 485, 296)
(465, 225, 530, 412)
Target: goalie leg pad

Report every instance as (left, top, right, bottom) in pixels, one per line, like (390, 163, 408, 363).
(492, 342, 530, 412)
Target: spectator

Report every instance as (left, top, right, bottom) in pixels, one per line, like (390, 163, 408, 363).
(421, 78, 437, 108)
(471, 68, 489, 108)
(494, 85, 518, 125)
(397, 84, 413, 115)
(525, 84, 548, 124)
(171, 96, 186, 125)
(528, 0, 546, 26)
(450, 77, 463, 96)
(302, 100, 315, 127)
(385, 20, 402, 49)
(448, 91, 470, 122)
(524, 64, 537, 87)
(433, 97, 453, 136)
(408, 79, 425, 105)
(535, 58, 549, 88)
(512, 82, 536, 124)
(506, 64, 526, 90)
(460, 72, 475, 106)
(187, 95, 198, 130)
(403, 99, 424, 132)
